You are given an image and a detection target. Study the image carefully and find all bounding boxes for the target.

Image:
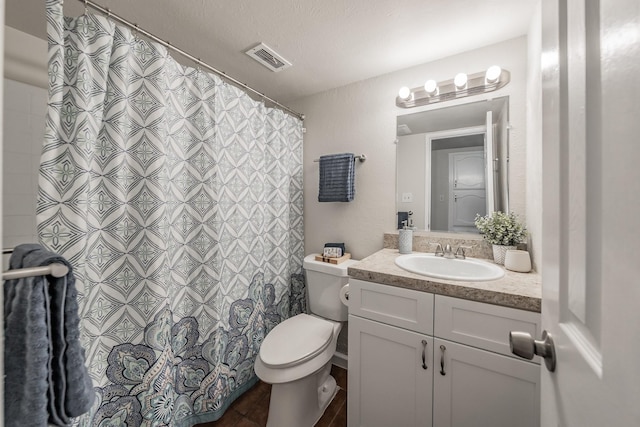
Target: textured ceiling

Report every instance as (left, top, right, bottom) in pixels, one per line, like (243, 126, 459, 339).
(6, 0, 536, 103)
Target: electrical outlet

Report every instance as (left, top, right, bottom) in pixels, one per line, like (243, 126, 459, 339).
(401, 192, 413, 203)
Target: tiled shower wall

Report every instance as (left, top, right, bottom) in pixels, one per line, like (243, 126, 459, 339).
(3, 79, 48, 264)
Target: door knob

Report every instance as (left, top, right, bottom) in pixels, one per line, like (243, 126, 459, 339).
(509, 330, 556, 372)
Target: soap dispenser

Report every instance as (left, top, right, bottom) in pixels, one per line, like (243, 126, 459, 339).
(398, 221, 413, 254)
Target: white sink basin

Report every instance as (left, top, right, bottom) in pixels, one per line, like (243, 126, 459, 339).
(395, 253, 504, 282)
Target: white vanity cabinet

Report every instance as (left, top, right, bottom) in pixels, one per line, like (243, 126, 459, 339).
(432, 295, 541, 427)
(348, 278, 541, 427)
(348, 279, 434, 427)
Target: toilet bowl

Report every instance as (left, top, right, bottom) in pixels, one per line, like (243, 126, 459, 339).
(254, 314, 341, 427)
(254, 254, 358, 427)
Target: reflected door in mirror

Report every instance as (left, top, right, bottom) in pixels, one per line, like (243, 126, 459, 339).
(449, 151, 486, 232)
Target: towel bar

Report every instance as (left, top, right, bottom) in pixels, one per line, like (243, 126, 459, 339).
(313, 154, 366, 163)
(2, 248, 69, 280)
(2, 263, 69, 280)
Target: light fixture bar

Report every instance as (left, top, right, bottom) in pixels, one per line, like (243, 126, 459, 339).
(396, 68, 510, 108)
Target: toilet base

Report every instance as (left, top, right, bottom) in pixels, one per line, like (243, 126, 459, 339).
(265, 362, 338, 427)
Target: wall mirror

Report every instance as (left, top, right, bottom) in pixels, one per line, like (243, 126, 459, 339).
(396, 97, 509, 233)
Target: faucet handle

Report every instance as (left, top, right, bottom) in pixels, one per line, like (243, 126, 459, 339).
(454, 245, 472, 259)
(429, 242, 445, 257)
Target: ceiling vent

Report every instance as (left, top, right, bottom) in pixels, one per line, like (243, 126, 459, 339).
(245, 43, 292, 72)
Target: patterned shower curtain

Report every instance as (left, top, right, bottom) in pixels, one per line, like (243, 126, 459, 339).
(36, 2, 305, 425)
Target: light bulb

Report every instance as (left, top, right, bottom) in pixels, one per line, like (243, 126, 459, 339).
(424, 80, 438, 95)
(398, 86, 411, 100)
(485, 65, 502, 84)
(454, 73, 468, 90)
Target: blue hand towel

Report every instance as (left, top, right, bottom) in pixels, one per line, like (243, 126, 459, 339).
(4, 244, 94, 427)
(318, 153, 355, 202)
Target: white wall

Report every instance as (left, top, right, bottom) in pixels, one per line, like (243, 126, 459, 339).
(291, 36, 529, 260)
(2, 26, 47, 267)
(4, 26, 48, 89)
(396, 133, 425, 229)
(3, 79, 47, 251)
(526, 4, 543, 271)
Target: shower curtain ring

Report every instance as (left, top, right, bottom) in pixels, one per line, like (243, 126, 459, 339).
(84, 0, 88, 14)
(133, 23, 139, 39)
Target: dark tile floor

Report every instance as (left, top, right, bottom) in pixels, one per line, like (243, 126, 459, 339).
(196, 365, 347, 427)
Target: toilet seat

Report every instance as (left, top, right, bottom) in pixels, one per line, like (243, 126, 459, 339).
(259, 314, 333, 369)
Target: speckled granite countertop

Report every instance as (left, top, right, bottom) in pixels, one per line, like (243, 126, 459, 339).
(347, 248, 542, 312)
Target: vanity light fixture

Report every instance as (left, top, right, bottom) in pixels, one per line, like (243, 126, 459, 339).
(454, 72, 468, 90)
(396, 67, 510, 108)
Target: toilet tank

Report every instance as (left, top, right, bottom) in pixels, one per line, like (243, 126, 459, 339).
(303, 254, 359, 322)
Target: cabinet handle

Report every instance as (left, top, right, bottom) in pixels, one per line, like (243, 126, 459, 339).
(421, 340, 428, 370)
(439, 344, 446, 376)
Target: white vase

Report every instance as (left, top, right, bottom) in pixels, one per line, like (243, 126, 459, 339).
(492, 244, 517, 265)
(504, 249, 532, 272)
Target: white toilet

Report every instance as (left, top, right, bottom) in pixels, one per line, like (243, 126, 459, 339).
(254, 253, 358, 427)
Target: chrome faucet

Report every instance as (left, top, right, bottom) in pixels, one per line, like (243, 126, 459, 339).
(433, 243, 454, 258)
(454, 245, 472, 259)
(432, 243, 472, 259)
(432, 243, 444, 257)
(443, 244, 455, 259)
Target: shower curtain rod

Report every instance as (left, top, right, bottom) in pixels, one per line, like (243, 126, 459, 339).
(75, 0, 305, 121)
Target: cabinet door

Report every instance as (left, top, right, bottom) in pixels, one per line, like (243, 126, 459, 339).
(433, 338, 540, 427)
(348, 315, 433, 427)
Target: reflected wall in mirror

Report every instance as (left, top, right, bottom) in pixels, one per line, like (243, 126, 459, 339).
(396, 97, 509, 232)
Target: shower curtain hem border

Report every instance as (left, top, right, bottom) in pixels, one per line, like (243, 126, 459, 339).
(176, 375, 260, 427)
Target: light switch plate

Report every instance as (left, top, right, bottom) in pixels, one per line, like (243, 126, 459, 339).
(401, 192, 413, 203)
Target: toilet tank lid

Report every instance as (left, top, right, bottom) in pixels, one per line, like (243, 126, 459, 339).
(303, 254, 359, 277)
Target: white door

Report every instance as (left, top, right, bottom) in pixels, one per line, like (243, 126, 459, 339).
(537, 0, 640, 425)
(495, 104, 509, 213)
(484, 110, 495, 214)
(449, 151, 486, 231)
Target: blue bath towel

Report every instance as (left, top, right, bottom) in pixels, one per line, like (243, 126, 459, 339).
(4, 244, 94, 426)
(318, 153, 356, 202)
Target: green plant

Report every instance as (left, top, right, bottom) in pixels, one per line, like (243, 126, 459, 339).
(474, 211, 527, 246)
